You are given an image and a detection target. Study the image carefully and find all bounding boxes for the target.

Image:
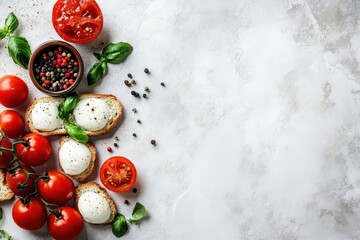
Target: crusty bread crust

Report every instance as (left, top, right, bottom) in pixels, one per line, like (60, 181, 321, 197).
(0, 169, 14, 201)
(25, 94, 123, 137)
(76, 182, 117, 225)
(58, 136, 96, 182)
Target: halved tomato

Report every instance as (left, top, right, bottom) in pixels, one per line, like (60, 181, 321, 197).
(100, 156, 137, 192)
(52, 0, 103, 43)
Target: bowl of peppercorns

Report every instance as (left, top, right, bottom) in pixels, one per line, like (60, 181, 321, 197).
(29, 40, 84, 96)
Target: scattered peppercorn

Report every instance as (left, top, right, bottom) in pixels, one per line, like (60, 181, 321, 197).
(107, 147, 113, 152)
(132, 188, 138, 193)
(114, 142, 118, 147)
(161, 82, 165, 87)
(124, 80, 131, 87)
(151, 139, 156, 146)
(127, 73, 133, 79)
(133, 133, 137, 137)
(131, 80, 136, 85)
(137, 119, 141, 124)
(144, 86, 150, 92)
(33, 46, 79, 92)
(132, 108, 137, 113)
(131, 91, 140, 98)
(144, 68, 150, 74)
(124, 199, 130, 205)
(114, 136, 119, 141)
(143, 93, 147, 98)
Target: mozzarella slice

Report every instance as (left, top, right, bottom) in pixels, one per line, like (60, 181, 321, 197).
(31, 102, 63, 131)
(59, 139, 91, 175)
(78, 192, 111, 224)
(73, 98, 110, 131)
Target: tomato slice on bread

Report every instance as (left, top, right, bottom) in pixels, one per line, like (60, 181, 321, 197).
(100, 156, 137, 192)
(52, 0, 103, 43)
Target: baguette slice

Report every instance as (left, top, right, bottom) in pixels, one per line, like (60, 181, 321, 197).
(76, 182, 117, 225)
(0, 169, 14, 201)
(25, 94, 123, 137)
(58, 136, 96, 182)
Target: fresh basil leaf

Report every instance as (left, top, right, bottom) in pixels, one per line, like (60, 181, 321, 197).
(4, 12, 19, 34)
(65, 123, 89, 143)
(128, 202, 148, 225)
(0, 29, 6, 41)
(0, 208, 3, 221)
(112, 213, 128, 238)
(63, 92, 78, 116)
(93, 52, 102, 61)
(87, 61, 105, 86)
(101, 61, 108, 76)
(0, 230, 12, 240)
(7, 35, 31, 69)
(58, 102, 66, 120)
(102, 42, 133, 64)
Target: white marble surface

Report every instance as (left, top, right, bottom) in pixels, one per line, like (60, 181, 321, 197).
(1, 0, 360, 239)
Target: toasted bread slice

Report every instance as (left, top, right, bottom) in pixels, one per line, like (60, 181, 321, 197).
(25, 94, 123, 137)
(76, 182, 117, 224)
(58, 136, 96, 182)
(0, 169, 14, 201)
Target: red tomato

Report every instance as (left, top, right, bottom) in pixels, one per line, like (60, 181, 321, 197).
(0, 110, 25, 138)
(16, 133, 52, 166)
(100, 156, 137, 192)
(52, 0, 103, 43)
(48, 206, 83, 240)
(12, 197, 47, 230)
(0, 75, 28, 108)
(37, 171, 74, 205)
(0, 137, 13, 168)
(6, 165, 36, 197)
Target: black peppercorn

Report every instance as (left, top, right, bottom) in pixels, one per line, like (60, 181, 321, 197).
(114, 142, 118, 147)
(144, 68, 150, 74)
(137, 119, 141, 124)
(132, 108, 137, 113)
(161, 82, 165, 87)
(133, 133, 137, 137)
(151, 139, 156, 146)
(127, 73, 133, 79)
(143, 93, 147, 98)
(133, 188, 138, 193)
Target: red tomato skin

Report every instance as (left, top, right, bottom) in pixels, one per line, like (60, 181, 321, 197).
(48, 206, 83, 240)
(6, 165, 36, 197)
(0, 110, 25, 138)
(16, 133, 52, 166)
(100, 156, 137, 192)
(37, 171, 74, 205)
(0, 75, 28, 108)
(52, 0, 103, 43)
(0, 137, 13, 168)
(12, 197, 47, 230)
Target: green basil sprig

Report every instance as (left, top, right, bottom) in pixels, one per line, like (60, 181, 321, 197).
(111, 202, 148, 238)
(128, 202, 148, 225)
(0, 230, 12, 240)
(0, 12, 31, 69)
(58, 93, 89, 143)
(87, 42, 133, 86)
(112, 213, 128, 238)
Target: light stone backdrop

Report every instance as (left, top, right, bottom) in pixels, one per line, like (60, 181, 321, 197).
(1, 0, 360, 239)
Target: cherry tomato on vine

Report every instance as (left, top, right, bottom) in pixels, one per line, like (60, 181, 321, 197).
(0, 137, 13, 168)
(16, 133, 52, 166)
(0, 110, 25, 138)
(0, 75, 28, 108)
(48, 206, 83, 240)
(37, 171, 74, 205)
(6, 165, 36, 197)
(52, 0, 103, 43)
(12, 197, 47, 230)
(100, 156, 137, 192)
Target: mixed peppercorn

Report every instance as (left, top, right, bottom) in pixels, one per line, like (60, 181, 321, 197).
(33, 46, 79, 92)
